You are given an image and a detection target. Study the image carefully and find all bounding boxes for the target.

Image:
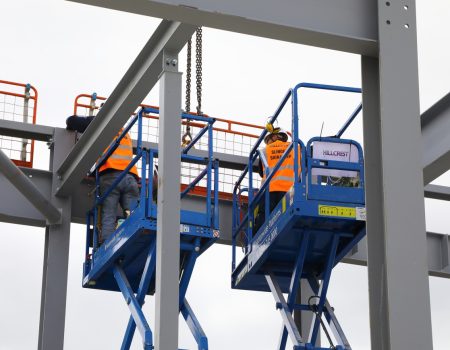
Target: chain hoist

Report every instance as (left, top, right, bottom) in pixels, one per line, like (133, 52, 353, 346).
(195, 27, 202, 115)
(182, 27, 203, 147)
(182, 38, 193, 147)
(185, 38, 192, 114)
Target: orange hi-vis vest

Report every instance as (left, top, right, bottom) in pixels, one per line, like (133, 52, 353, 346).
(260, 140, 301, 192)
(99, 129, 138, 177)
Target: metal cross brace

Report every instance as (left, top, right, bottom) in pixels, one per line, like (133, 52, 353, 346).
(112, 236, 207, 350)
(265, 232, 351, 350)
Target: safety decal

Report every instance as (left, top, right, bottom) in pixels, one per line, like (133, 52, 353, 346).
(180, 224, 190, 233)
(318, 205, 356, 219)
(356, 207, 366, 221)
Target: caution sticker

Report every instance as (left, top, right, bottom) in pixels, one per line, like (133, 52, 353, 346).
(318, 205, 356, 219)
(356, 207, 366, 221)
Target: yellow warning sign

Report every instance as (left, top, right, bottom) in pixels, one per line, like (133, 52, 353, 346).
(318, 205, 356, 219)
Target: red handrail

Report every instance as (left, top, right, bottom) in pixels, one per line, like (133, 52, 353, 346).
(0, 80, 38, 168)
(73, 93, 264, 139)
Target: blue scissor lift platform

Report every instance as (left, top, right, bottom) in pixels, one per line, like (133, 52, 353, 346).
(232, 83, 366, 350)
(83, 108, 220, 350)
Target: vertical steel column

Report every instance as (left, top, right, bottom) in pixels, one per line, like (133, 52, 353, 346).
(155, 51, 182, 350)
(361, 1, 433, 349)
(38, 129, 72, 350)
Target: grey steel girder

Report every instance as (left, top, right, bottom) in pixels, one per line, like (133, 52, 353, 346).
(424, 184, 450, 201)
(38, 129, 72, 350)
(55, 20, 196, 196)
(0, 149, 61, 224)
(362, 1, 433, 348)
(154, 51, 182, 350)
(1, 122, 450, 277)
(0, 119, 54, 142)
(0, 167, 54, 227)
(343, 233, 450, 279)
(1, 165, 450, 278)
(67, 0, 378, 56)
(422, 92, 450, 184)
(136, 140, 250, 171)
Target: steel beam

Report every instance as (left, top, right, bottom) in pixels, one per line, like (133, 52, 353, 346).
(0, 119, 54, 142)
(4, 104, 450, 183)
(361, 1, 433, 348)
(137, 140, 250, 171)
(55, 20, 196, 196)
(424, 185, 450, 201)
(154, 51, 182, 350)
(38, 129, 72, 350)
(422, 92, 450, 184)
(0, 148, 61, 224)
(68, 0, 378, 56)
(0, 167, 52, 226)
(1, 162, 450, 279)
(424, 184, 450, 201)
(343, 232, 450, 278)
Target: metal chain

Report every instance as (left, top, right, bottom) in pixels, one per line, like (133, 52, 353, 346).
(185, 38, 192, 113)
(182, 27, 202, 146)
(195, 27, 202, 115)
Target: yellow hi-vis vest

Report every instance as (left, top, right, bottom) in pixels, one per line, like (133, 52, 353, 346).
(260, 140, 301, 192)
(99, 129, 138, 177)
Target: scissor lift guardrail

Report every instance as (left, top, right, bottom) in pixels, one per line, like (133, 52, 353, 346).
(232, 83, 366, 350)
(83, 107, 220, 350)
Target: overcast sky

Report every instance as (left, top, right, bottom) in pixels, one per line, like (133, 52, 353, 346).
(0, 1, 450, 349)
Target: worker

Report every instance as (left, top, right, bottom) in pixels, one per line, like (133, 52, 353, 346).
(254, 124, 300, 232)
(66, 115, 139, 244)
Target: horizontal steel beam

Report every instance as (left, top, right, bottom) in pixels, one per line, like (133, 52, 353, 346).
(2, 121, 450, 277)
(68, 0, 378, 56)
(1, 163, 449, 277)
(343, 232, 450, 278)
(424, 184, 450, 201)
(0, 119, 54, 142)
(0, 167, 53, 227)
(0, 149, 61, 224)
(137, 140, 250, 171)
(422, 92, 450, 184)
(55, 20, 196, 196)
(2, 90, 449, 188)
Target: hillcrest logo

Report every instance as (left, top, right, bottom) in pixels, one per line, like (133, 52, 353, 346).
(323, 150, 349, 157)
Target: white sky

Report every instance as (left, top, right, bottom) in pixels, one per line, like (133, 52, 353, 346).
(0, 0, 450, 349)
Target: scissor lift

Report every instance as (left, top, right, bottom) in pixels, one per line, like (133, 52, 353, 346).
(83, 107, 220, 350)
(232, 83, 366, 350)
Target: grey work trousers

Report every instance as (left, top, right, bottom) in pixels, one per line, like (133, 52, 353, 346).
(99, 171, 139, 241)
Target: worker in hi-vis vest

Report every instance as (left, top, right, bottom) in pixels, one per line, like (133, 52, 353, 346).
(254, 124, 301, 232)
(66, 115, 139, 244)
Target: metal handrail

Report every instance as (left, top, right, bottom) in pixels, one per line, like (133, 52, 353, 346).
(0, 80, 38, 168)
(231, 82, 363, 271)
(87, 107, 219, 252)
(74, 93, 264, 139)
